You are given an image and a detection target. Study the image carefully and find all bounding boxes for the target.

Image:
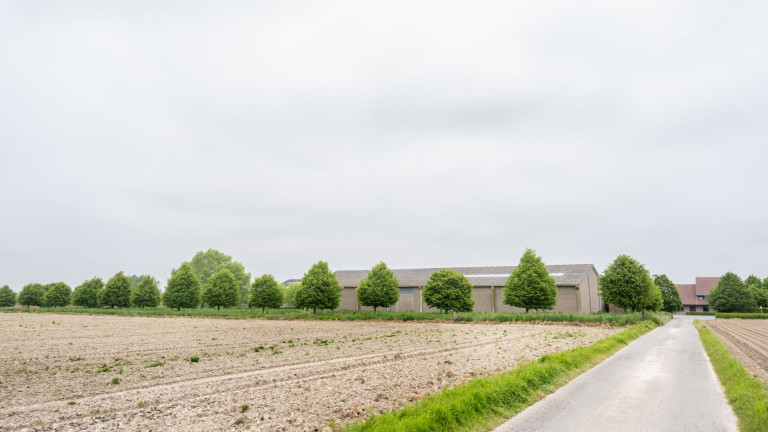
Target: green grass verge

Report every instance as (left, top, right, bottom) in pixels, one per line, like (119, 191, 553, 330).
(342, 320, 663, 432)
(686, 312, 716, 316)
(694, 320, 768, 431)
(0, 306, 661, 326)
(715, 313, 768, 319)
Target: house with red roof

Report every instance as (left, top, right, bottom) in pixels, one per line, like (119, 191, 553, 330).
(675, 277, 720, 313)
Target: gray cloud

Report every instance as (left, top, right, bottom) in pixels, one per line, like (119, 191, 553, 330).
(1, 1, 767, 291)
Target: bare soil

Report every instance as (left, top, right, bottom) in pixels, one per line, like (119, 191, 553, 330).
(0, 313, 619, 431)
(706, 319, 768, 384)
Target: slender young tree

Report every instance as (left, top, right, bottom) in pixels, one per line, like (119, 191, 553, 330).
(653, 274, 683, 313)
(422, 269, 474, 313)
(132, 276, 161, 308)
(249, 274, 284, 313)
(18, 283, 45, 308)
(708, 272, 755, 312)
(503, 249, 557, 313)
(100, 272, 132, 308)
(202, 269, 240, 311)
(356, 262, 400, 312)
(164, 262, 202, 311)
(296, 261, 342, 313)
(0, 285, 17, 307)
(72, 278, 104, 308)
(598, 255, 655, 314)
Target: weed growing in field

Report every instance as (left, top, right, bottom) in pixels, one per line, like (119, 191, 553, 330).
(188, 356, 200, 363)
(145, 362, 164, 368)
(68, 356, 82, 362)
(67, 401, 76, 405)
(252, 346, 265, 352)
(240, 404, 249, 413)
(111, 377, 121, 385)
(137, 401, 147, 408)
(313, 338, 332, 346)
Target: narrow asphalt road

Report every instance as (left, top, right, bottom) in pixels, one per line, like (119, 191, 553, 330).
(493, 317, 738, 432)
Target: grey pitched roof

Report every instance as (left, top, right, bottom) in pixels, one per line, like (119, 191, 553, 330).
(335, 264, 596, 288)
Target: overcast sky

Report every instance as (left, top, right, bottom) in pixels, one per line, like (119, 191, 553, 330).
(1, 1, 767, 291)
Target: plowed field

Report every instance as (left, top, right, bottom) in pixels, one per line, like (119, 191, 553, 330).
(0, 313, 619, 431)
(706, 319, 768, 384)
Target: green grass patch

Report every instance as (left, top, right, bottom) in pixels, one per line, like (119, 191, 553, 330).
(686, 312, 716, 316)
(0, 306, 659, 326)
(343, 319, 663, 432)
(715, 313, 768, 319)
(694, 320, 768, 431)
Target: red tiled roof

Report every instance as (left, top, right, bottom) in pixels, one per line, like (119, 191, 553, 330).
(675, 277, 721, 306)
(676, 284, 696, 305)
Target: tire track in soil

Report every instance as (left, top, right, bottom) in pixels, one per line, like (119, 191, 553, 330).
(707, 321, 768, 381)
(2, 330, 546, 431)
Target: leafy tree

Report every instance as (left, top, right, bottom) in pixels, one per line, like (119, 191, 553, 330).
(249, 274, 284, 313)
(653, 274, 683, 313)
(423, 269, 475, 313)
(296, 261, 342, 313)
(164, 262, 202, 311)
(598, 255, 655, 313)
(644, 282, 663, 312)
(132, 276, 161, 308)
(183, 249, 251, 305)
(99, 272, 132, 308)
(43, 282, 71, 307)
(284, 282, 301, 308)
(72, 278, 104, 308)
(18, 283, 45, 307)
(709, 272, 756, 312)
(0, 285, 17, 307)
(745, 275, 767, 308)
(503, 249, 557, 313)
(356, 262, 400, 312)
(202, 269, 240, 311)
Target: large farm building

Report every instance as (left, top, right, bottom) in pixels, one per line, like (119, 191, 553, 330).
(335, 264, 603, 314)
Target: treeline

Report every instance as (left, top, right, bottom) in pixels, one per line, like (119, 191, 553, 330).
(707, 273, 768, 313)
(0, 248, 684, 316)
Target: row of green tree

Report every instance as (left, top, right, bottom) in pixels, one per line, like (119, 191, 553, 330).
(707, 273, 768, 312)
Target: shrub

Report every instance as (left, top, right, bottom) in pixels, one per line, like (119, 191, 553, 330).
(0, 285, 17, 307)
(100, 272, 132, 308)
(164, 263, 201, 311)
(356, 262, 400, 312)
(43, 282, 71, 307)
(250, 274, 284, 313)
(503, 249, 557, 313)
(423, 269, 474, 313)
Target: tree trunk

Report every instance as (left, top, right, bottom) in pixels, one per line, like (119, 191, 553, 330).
(641, 310, 646, 319)
(262, 306, 265, 313)
(217, 305, 220, 311)
(373, 306, 377, 313)
(313, 307, 317, 314)
(525, 308, 529, 313)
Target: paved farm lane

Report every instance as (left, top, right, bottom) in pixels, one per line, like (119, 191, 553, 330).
(493, 318, 738, 432)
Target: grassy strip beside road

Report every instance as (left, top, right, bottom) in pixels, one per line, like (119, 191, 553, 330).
(715, 313, 768, 319)
(694, 320, 768, 432)
(343, 320, 664, 432)
(0, 306, 660, 326)
(686, 312, 717, 316)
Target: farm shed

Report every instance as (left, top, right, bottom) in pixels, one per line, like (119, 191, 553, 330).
(335, 264, 602, 313)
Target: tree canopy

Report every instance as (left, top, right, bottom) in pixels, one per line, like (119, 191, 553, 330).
(72, 278, 104, 308)
(202, 269, 240, 310)
(42, 282, 71, 307)
(249, 274, 284, 312)
(708, 272, 755, 312)
(164, 262, 202, 310)
(100, 272, 132, 308)
(598, 255, 656, 312)
(296, 261, 342, 313)
(356, 262, 400, 312)
(423, 269, 474, 313)
(18, 283, 45, 307)
(745, 275, 767, 308)
(653, 274, 683, 313)
(503, 249, 557, 313)
(183, 249, 251, 305)
(283, 282, 301, 308)
(0, 285, 17, 307)
(132, 276, 161, 308)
